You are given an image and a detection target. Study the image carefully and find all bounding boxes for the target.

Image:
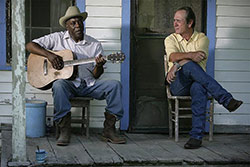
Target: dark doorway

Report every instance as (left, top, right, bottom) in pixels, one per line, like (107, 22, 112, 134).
(129, 0, 207, 132)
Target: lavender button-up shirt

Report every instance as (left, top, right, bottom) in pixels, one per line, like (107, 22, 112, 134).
(32, 31, 104, 87)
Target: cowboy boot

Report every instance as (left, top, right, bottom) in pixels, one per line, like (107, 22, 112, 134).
(102, 112, 126, 144)
(56, 112, 71, 146)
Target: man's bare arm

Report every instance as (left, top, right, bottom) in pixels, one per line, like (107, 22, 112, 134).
(166, 51, 206, 84)
(92, 55, 106, 79)
(169, 51, 206, 64)
(26, 42, 64, 70)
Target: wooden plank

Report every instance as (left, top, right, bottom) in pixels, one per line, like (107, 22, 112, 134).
(87, 118, 120, 128)
(0, 105, 12, 115)
(104, 62, 121, 73)
(217, 6, 250, 17)
(90, 99, 107, 106)
(26, 137, 57, 165)
(48, 135, 94, 165)
(224, 93, 250, 103)
(218, 82, 250, 93)
(27, 94, 53, 104)
(78, 135, 123, 165)
(0, 117, 12, 124)
(126, 133, 182, 164)
(86, 0, 121, 6)
(107, 134, 158, 164)
(89, 119, 104, 128)
(175, 138, 229, 164)
(0, 83, 11, 93)
(223, 93, 249, 103)
(215, 60, 250, 71)
(215, 49, 250, 61)
(26, 84, 52, 94)
(99, 72, 121, 81)
(0, 94, 12, 104)
(217, 17, 250, 28)
(214, 134, 250, 150)
(217, 0, 250, 6)
(217, 135, 250, 155)
(0, 93, 53, 105)
(216, 28, 250, 39)
(215, 125, 250, 134)
(86, 6, 121, 17)
(1, 130, 12, 167)
(86, 17, 121, 28)
(215, 72, 250, 82)
(86, 28, 121, 40)
(101, 41, 121, 50)
(0, 71, 12, 82)
(216, 39, 250, 50)
(202, 135, 250, 164)
(214, 103, 250, 114)
(104, 50, 123, 56)
(214, 115, 250, 125)
(146, 134, 204, 165)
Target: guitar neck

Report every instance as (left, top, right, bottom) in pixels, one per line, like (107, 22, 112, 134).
(64, 56, 107, 67)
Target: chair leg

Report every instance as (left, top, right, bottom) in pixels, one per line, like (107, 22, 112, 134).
(81, 107, 85, 135)
(168, 99, 173, 138)
(86, 105, 90, 139)
(175, 99, 179, 142)
(209, 99, 214, 141)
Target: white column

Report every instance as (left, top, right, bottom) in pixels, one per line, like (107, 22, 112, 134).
(11, 0, 26, 162)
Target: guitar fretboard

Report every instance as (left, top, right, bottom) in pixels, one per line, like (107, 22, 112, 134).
(64, 56, 109, 67)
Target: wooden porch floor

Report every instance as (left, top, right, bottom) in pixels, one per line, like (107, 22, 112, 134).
(2, 129, 250, 167)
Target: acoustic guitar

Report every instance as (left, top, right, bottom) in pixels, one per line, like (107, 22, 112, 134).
(27, 50, 125, 90)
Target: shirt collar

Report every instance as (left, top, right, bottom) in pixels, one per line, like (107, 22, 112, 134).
(176, 31, 199, 42)
(63, 31, 90, 45)
(190, 31, 199, 42)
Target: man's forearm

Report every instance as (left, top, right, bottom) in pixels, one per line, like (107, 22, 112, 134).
(92, 65, 104, 79)
(169, 52, 192, 63)
(169, 51, 206, 65)
(26, 42, 51, 58)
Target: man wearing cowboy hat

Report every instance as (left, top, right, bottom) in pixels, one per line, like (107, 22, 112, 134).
(26, 6, 126, 146)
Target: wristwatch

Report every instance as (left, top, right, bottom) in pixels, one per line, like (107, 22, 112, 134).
(173, 62, 181, 70)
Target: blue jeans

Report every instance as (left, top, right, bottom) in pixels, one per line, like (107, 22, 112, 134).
(170, 61, 232, 140)
(52, 79, 124, 121)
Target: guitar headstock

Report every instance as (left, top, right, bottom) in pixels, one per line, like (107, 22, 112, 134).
(106, 52, 125, 63)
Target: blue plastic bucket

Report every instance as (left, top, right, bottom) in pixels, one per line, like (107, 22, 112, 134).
(26, 99, 47, 138)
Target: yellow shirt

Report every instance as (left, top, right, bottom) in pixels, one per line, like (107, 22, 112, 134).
(164, 31, 209, 72)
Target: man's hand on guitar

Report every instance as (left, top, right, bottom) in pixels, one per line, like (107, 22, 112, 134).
(95, 55, 106, 67)
(47, 53, 64, 70)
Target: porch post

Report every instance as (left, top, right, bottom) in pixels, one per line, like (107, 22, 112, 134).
(120, 0, 131, 130)
(11, 0, 26, 162)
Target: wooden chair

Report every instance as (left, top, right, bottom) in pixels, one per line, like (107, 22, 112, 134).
(69, 97, 93, 138)
(164, 55, 214, 142)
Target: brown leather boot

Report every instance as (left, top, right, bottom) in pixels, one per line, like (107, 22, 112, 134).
(102, 112, 126, 144)
(56, 112, 71, 146)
